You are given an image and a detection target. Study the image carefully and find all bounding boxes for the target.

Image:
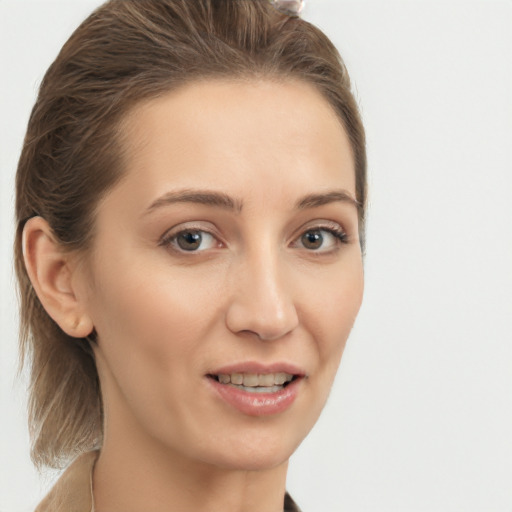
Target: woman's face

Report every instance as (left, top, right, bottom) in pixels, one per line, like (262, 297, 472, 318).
(80, 79, 363, 471)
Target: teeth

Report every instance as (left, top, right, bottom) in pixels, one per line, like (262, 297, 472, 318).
(243, 373, 259, 386)
(259, 373, 275, 387)
(275, 372, 288, 385)
(231, 373, 243, 385)
(218, 374, 230, 384)
(215, 372, 294, 387)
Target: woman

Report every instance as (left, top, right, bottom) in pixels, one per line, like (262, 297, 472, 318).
(15, 0, 366, 510)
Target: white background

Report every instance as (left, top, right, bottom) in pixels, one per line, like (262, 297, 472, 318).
(1, 1, 511, 511)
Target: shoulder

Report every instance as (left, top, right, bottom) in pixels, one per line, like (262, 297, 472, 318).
(34, 451, 98, 512)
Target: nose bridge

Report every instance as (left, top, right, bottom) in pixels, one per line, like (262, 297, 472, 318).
(225, 238, 299, 341)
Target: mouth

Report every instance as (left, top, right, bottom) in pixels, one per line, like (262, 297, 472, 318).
(207, 372, 299, 393)
(206, 364, 305, 416)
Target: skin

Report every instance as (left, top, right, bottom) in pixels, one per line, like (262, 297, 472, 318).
(24, 79, 363, 512)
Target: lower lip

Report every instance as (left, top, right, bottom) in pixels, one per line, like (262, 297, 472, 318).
(207, 377, 302, 416)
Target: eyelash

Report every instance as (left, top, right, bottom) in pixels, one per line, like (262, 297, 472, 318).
(295, 225, 349, 252)
(159, 223, 349, 254)
(159, 226, 221, 253)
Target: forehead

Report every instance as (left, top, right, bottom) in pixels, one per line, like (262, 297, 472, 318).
(111, 78, 355, 210)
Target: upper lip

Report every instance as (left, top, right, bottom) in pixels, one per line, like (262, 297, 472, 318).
(208, 361, 306, 377)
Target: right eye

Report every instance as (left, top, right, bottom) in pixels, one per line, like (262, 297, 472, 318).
(161, 229, 220, 252)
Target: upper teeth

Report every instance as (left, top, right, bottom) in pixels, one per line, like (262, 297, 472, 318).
(217, 373, 294, 387)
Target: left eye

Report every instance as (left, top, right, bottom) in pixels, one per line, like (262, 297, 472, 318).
(163, 230, 218, 252)
(296, 228, 347, 252)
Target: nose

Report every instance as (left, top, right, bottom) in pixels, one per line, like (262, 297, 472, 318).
(225, 249, 299, 341)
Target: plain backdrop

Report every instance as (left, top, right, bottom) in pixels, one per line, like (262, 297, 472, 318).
(1, 1, 511, 511)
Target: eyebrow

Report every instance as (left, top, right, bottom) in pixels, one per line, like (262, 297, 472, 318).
(144, 189, 243, 216)
(143, 188, 360, 216)
(295, 190, 361, 211)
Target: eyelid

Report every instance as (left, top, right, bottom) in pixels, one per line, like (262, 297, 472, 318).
(293, 219, 348, 239)
(158, 219, 350, 254)
(291, 220, 349, 251)
(158, 222, 223, 251)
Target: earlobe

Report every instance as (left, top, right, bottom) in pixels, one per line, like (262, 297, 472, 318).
(22, 217, 94, 338)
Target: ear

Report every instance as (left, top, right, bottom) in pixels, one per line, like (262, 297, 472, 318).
(22, 216, 94, 339)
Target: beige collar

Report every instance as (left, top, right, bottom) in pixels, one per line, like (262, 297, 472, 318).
(35, 450, 98, 512)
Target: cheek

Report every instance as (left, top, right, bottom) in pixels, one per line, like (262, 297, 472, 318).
(88, 255, 222, 382)
(288, 258, 363, 442)
(304, 257, 364, 371)
(87, 258, 227, 443)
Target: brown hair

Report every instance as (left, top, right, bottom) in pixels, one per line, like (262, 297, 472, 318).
(15, 0, 366, 470)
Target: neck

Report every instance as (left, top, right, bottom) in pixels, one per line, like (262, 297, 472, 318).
(93, 441, 289, 512)
(93, 371, 289, 512)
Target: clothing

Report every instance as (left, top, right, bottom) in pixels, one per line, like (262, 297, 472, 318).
(35, 451, 302, 512)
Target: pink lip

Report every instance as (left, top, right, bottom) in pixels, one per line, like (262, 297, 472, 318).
(210, 361, 306, 376)
(207, 375, 302, 416)
(206, 361, 306, 417)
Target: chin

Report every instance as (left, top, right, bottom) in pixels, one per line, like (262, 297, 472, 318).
(195, 425, 306, 472)
(210, 448, 291, 472)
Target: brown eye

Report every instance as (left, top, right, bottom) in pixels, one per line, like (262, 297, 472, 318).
(296, 227, 348, 252)
(177, 231, 203, 251)
(162, 229, 218, 252)
(301, 230, 324, 250)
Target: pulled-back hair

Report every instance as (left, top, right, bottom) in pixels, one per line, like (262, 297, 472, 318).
(14, 0, 366, 470)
